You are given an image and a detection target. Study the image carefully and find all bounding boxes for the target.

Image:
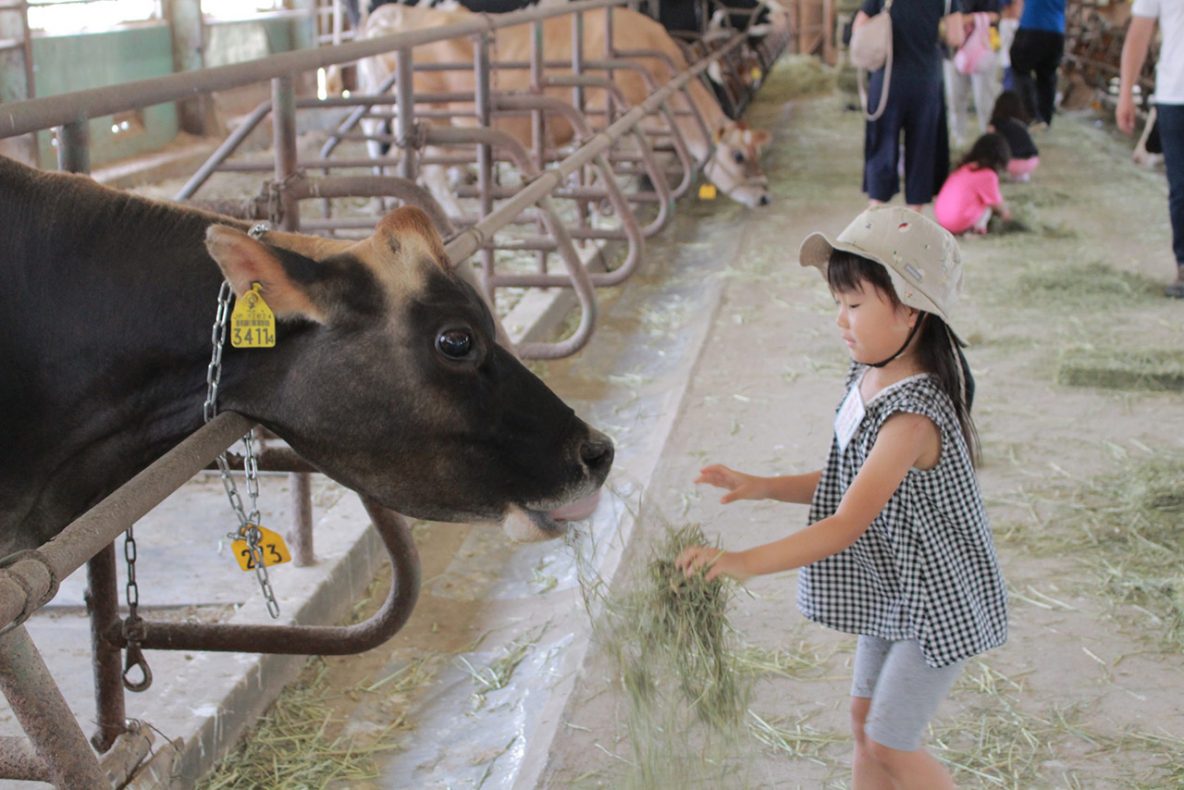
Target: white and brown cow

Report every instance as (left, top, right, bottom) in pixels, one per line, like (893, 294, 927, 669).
(0, 155, 613, 555)
(355, 3, 773, 210)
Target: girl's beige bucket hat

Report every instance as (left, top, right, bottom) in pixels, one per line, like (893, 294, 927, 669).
(799, 206, 963, 325)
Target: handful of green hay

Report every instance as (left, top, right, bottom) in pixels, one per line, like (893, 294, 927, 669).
(599, 523, 751, 730)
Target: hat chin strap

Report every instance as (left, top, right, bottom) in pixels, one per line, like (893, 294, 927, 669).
(867, 314, 925, 368)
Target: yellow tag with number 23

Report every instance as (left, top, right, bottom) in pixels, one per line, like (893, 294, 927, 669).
(231, 525, 292, 571)
(230, 283, 277, 348)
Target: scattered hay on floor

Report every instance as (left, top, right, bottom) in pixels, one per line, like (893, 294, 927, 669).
(199, 658, 402, 790)
(1046, 454, 1184, 652)
(990, 260, 1163, 314)
(760, 55, 837, 102)
(1056, 347, 1184, 392)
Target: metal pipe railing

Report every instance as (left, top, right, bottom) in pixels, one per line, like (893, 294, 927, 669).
(1, 0, 637, 140)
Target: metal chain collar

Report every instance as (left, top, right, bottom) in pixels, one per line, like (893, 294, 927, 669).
(206, 279, 281, 619)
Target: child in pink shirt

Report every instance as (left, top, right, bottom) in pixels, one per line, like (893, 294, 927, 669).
(934, 133, 1013, 235)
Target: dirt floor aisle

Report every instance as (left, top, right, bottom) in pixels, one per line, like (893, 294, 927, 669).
(540, 63, 1184, 788)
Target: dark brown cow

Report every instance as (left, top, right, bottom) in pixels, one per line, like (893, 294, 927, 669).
(0, 155, 613, 554)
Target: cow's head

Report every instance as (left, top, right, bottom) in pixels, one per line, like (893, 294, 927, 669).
(704, 121, 773, 208)
(204, 206, 613, 541)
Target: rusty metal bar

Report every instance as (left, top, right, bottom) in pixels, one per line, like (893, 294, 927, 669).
(0, 0, 632, 140)
(290, 473, 315, 567)
(395, 46, 417, 182)
(272, 75, 301, 232)
(87, 544, 127, 753)
(0, 412, 251, 633)
(474, 31, 495, 298)
(56, 119, 89, 174)
(176, 100, 273, 201)
(0, 626, 105, 787)
(124, 502, 418, 654)
(0, 736, 47, 781)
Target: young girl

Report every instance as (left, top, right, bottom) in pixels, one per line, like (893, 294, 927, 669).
(989, 89, 1041, 181)
(934, 133, 1013, 235)
(677, 206, 1008, 789)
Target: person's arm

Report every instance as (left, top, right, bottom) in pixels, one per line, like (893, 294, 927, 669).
(1118, 16, 1157, 135)
(943, 11, 966, 49)
(696, 465, 821, 505)
(678, 413, 939, 581)
(986, 173, 1010, 219)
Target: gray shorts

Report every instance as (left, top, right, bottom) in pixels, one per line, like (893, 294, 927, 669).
(850, 636, 964, 752)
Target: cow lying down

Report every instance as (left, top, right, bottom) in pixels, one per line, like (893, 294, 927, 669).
(356, 3, 773, 210)
(0, 155, 613, 556)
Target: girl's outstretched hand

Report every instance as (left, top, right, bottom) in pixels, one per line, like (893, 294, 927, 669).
(675, 545, 751, 583)
(695, 464, 765, 504)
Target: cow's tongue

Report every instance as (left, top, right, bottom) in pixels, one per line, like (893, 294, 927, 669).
(549, 491, 600, 522)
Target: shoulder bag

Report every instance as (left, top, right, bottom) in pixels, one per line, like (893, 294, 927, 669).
(850, 0, 894, 121)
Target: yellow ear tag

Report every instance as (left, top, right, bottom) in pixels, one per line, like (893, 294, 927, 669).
(698, 183, 718, 200)
(231, 525, 292, 571)
(751, 67, 763, 82)
(230, 283, 276, 348)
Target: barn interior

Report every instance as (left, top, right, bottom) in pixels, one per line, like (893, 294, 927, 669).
(2, 1, 1184, 788)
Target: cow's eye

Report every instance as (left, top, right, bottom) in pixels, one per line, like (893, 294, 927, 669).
(436, 329, 473, 360)
(733, 151, 745, 164)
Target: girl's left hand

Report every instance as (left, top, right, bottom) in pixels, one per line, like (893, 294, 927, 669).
(675, 545, 751, 582)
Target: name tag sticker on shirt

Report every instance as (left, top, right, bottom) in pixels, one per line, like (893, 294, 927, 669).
(834, 386, 865, 452)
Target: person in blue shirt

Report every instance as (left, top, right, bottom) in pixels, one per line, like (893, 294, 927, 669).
(1008, 0, 1065, 125)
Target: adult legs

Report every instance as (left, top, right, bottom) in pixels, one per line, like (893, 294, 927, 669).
(863, 72, 905, 203)
(943, 59, 971, 148)
(1008, 28, 1042, 123)
(970, 56, 999, 134)
(1154, 103, 1184, 296)
(1032, 32, 1065, 126)
(901, 78, 944, 207)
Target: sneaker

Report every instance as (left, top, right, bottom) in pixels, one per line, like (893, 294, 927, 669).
(1166, 266, 1184, 299)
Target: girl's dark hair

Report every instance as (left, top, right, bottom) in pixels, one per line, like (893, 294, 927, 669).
(959, 132, 1011, 174)
(990, 89, 1029, 127)
(827, 251, 981, 464)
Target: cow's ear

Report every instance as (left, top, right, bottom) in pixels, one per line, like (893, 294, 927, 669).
(375, 205, 450, 271)
(205, 225, 327, 322)
(750, 129, 772, 150)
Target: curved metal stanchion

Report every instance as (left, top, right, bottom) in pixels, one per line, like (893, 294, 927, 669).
(122, 500, 419, 655)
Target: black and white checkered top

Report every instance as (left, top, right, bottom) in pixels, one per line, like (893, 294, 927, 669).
(797, 365, 1008, 668)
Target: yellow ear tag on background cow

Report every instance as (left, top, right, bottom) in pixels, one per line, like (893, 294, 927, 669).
(231, 525, 292, 571)
(751, 67, 763, 82)
(230, 283, 276, 348)
(698, 183, 718, 200)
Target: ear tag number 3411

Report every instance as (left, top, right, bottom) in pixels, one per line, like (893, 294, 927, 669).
(231, 525, 292, 571)
(231, 283, 276, 348)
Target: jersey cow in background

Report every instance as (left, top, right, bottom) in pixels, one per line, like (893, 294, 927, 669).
(356, 3, 773, 209)
(0, 155, 613, 556)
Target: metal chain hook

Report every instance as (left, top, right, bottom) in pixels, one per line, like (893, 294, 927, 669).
(122, 526, 152, 691)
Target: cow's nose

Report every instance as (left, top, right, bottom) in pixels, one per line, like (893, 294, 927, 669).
(580, 431, 615, 481)
(758, 194, 770, 207)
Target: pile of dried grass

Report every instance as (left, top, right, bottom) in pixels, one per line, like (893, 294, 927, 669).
(1057, 347, 1184, 392)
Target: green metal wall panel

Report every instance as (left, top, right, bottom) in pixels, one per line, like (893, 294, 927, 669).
(31, 24, 179, 168)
